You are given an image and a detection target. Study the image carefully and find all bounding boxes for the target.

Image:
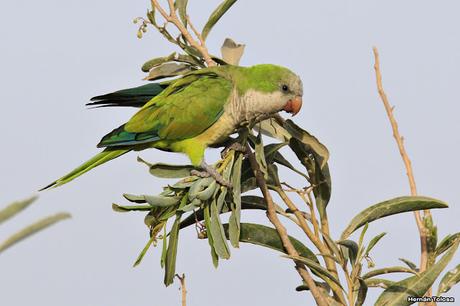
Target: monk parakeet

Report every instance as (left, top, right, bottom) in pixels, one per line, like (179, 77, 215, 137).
(42, 64, 303, 190)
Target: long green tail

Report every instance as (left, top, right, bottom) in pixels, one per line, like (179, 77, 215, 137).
(40, 149, 130, 190)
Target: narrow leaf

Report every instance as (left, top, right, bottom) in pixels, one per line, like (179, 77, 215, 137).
(210, 200, 230, 259)
(284, 119, 330, 168)
(341, 196, 448, 239)
(338, 240, 358, 266)
(143, 62, 192, 81)
(133, 236, 155, 267)
(355, 278, 368, 306)
(375, 240, 459, 305)
(141, 52, 177, 72)
(112, 203, 152, 212)
(0, 212, 71, 254)
(164, 215, 181, 286)
(283, 254, 343, 289)
(176, 0, 188, 27)
(223, 223, 318, 262)
(436, 232, 460, 256)
(204, 204, 219, 267)
(438, 263, 460, 294)
(362, 266, 417, 279)
(365, 232, 387, 255)
(201, 0, 237, 40)
(0, 195, 37, 225)
(138, 157, 195, 178)
(399, 258, 418, 271)
(229, 153, 243, 247)
(365, 278, 394, 289)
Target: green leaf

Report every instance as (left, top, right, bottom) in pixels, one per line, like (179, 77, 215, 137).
(143, 62, 193, 81)
(144, 195, 181, 207)
(161, 225, 167, 268)
(201, 0, 237, 41)
(164, 215, 181, 286)
(175, 0, 188, 27)
(195, 181, 217, 201)
(0, 212, 71, 254)
(338, 240, 358, 266)
(436, 232, 460, 256)
(355, 278, 368, 306)
(141, 52, 177, 72)
(229, 152, 243, 247)
(133, 236, 155, 267)
(210, 200, 230, 259)
(0, 195, 37, 225)
(256, 117, 291, 142)
(147, 6, 157, 26)
(362, 266, 417, 279)
(220, 38, 245, 65)
(341, 196, 448, 239)
(179, 195, 287, 230)
(138, 157, 195, 178)
(254, 132, 268, 179)
(189, 177, 214, 201)
(365, 232, 386, 255)
(223, 223, 318, 262)
(288, 138, 331, 216)
(322, 232, 344, 264)
(204, 204, 219, 267)
(112, 203, 152, 212)
(438, 263, 460, 294)
(399, 258, 418, 271)
(284, 119, 330, 168)
(365, 278, 394, 289)
(283, 254, 343, 289)
(375, 239, 459, 305)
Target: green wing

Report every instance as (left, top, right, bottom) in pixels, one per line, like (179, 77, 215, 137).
(98, 72, 233, 147)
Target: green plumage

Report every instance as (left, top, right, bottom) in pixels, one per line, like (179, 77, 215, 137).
(42, 64, 302, 190)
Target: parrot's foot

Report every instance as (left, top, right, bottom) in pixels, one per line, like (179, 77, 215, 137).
(191, 162, 232, 188)
(220, 142, 246, 159)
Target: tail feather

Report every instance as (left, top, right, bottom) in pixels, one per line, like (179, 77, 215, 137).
(40, 149, 130, 191)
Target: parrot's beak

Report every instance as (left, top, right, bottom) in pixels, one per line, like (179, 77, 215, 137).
(283, 96, 303, 116)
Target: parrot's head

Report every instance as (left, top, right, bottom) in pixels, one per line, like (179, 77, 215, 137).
(237, 64, 304, 118)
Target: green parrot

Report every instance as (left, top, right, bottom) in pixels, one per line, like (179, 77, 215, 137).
(41, 64, 303, 190)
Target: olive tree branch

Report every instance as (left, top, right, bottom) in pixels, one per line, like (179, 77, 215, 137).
(273, 186, 346, 304)
(245, 144, 329, 306)
(175, 273, 187, 306)
(150, 0, 216, 67)
(372, 46, 431, 274)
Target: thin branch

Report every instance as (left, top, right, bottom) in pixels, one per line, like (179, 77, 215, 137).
(274, 187, 346, 304)
(245, 144, 329, 306)
(175, 273, 187, 306)
(372, 47, 431, 283)
(186, 16, 205, 47)
(150, 0, 216, 67)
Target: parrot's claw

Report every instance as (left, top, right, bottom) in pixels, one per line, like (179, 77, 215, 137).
(220, 142, 246, 159)
(193, 162, 232, 188)
(190, 169, 211, 178)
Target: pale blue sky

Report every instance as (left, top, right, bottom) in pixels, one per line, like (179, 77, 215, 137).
(1, 0, 459, 305)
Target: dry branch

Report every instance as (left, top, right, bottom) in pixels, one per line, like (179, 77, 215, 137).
(372, 47, 434, 304)
(245, 144, 330, 306)
(151, 0, 216, 67)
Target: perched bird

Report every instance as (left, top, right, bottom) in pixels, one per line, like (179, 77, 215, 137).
(41, 64, 303, 190)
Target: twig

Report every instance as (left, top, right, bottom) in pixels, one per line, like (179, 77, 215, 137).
(175, 273, 187, 306)
(373, 47, 433, 304)
(273, 187, 346, 304)
(245, 144, 329, 306)
(151, 0, 216, 67)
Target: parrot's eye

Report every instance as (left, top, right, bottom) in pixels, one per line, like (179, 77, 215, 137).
(281, 84, 289, 92)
